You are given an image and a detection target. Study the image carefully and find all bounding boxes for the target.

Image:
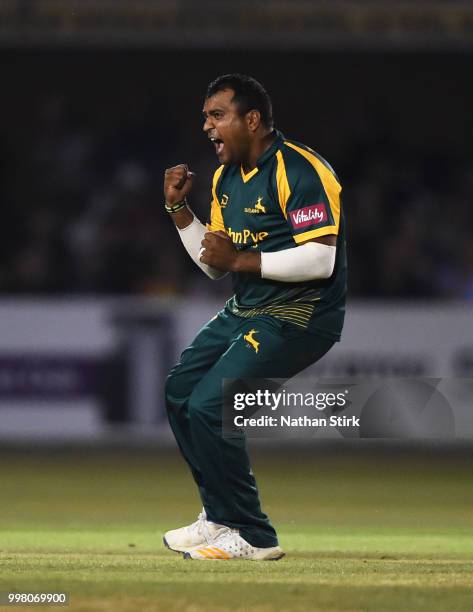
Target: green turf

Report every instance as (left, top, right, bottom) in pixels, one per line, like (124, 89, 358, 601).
(1, 448, 472, 611)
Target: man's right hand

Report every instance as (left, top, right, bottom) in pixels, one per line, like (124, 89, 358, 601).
(164, 164, 195, 205)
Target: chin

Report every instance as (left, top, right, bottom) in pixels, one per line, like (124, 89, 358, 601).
(219, 152, 235, 165)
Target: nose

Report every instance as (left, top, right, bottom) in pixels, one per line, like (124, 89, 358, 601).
(202, 115, 213, 133)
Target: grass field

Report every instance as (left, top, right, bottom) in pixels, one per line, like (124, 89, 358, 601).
(1, 446, 472, 611)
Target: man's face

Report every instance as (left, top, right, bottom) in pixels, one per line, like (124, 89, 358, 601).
(202, 89, 251, 165)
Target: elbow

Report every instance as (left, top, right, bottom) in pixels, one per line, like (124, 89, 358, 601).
(307, 243, 336, 280)
(318, 256, 335, 280)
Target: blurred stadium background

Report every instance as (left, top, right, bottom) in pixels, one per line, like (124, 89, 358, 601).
(0, 2, 472, 610)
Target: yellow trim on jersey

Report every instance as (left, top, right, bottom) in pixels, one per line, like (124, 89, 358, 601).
(208, 165, 225, 232)
(275, 150, 291, 219)
(284, 141, 341, 235)
(293, 226, 338, 243)
(212, 164, 225, 199)
(240, 166, 259, 183)
(234, 302, 316, 328)
(209, 198, 225, 232)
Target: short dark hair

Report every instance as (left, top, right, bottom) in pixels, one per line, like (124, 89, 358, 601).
(206, 74, 273, 128)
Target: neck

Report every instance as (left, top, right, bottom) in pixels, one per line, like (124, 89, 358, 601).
(241, 129, 275, 173)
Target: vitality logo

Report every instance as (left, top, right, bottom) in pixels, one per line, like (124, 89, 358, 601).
(290, 203, 327, 229)
(243, 329, 260, 353)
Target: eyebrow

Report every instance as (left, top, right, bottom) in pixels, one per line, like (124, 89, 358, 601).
(202, 108, 225, 118)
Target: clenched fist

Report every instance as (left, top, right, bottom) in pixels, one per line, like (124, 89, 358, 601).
(164, 164, 195, 205)
(200, 231, 239, 272)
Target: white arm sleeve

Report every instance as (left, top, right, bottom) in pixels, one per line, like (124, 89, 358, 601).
(261, 241, 336, 282)
(177, 213, 228, 280)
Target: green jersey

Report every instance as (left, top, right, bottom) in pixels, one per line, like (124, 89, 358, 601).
(206, 130, 347, 341)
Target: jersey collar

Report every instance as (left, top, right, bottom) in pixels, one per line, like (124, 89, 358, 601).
(240, 129, 284, 183)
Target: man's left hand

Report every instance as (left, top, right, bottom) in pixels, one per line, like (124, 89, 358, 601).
(200, 231, 239, 272)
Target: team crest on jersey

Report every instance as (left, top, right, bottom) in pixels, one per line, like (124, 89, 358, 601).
(244, 196, 266, 214)
(220, 194, 229, 208)
(243, 329, 260, 353)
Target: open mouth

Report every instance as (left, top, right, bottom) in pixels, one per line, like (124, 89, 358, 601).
(210, 137, 224, 156)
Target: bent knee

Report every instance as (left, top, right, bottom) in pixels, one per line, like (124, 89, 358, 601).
(187, 387, 220, 423)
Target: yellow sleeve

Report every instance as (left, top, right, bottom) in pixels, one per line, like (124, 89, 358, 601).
(206, 165, 225, 231)
(280, 142, 342, 243)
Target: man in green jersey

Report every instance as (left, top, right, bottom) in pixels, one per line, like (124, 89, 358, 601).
(163, 74, 346, 560)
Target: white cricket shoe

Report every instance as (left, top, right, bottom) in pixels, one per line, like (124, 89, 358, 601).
(163, 509, 228, 553)
(183, 527, 284, 560)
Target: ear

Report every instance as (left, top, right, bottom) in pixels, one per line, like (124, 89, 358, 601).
(246, 109, 261, 133)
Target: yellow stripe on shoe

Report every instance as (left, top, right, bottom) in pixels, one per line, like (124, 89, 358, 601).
(192, 546, 232, 559)
(195, 548, 216, 559)
(209, 546, 231, 559)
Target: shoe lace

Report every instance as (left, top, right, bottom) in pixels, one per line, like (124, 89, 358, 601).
(209, 527, 238, 547)
(187, 510, 214, 545)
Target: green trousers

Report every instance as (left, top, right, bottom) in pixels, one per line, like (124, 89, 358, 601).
(165, 308, 335, 548)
